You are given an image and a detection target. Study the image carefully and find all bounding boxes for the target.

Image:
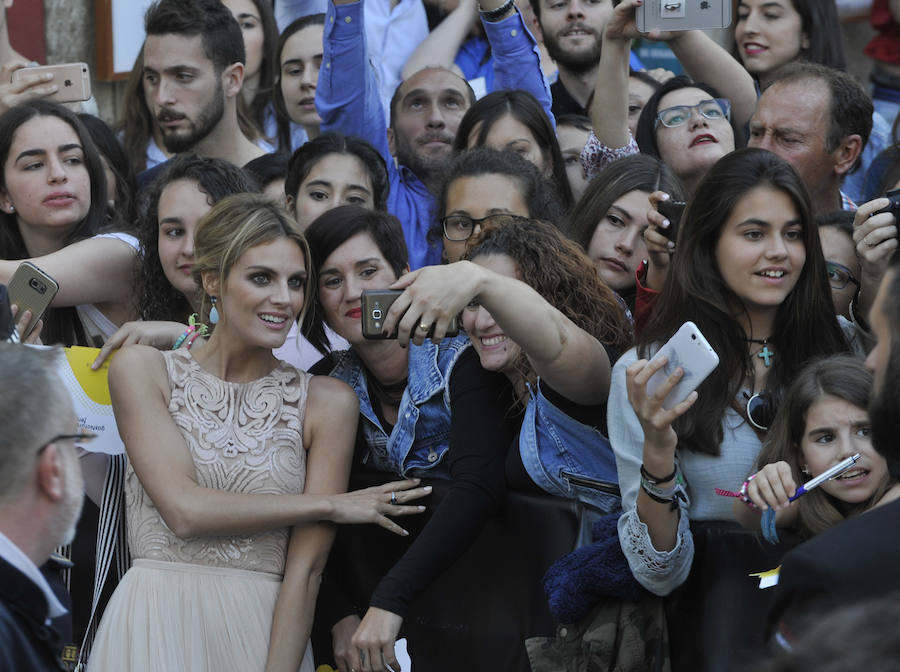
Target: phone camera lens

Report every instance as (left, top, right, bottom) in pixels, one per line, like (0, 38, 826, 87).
(691, 334, 696, 340)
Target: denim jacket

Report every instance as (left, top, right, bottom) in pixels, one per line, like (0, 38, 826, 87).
(519, 380, 621, 515)
(328, 334, 471, 476)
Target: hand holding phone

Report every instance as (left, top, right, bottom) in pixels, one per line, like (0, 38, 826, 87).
(7, 262, 58, 342)
(656, 200, 686, 243)
(636, 0, 732, 33)
(11, 62, 92, 104)
(645, 321, 719, 410)
(361, 290, 459, 340)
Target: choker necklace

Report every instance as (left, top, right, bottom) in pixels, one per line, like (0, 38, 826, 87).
(743, 337, 774, 367)
(368, 374, 408, 407)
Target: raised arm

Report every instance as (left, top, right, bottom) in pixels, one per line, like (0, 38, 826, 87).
(318, 0, 394, 164)
(264, 376, 357, 672)
(665, 30, 757, 131)
(387, 261, 612, 404)
(0, 236, 137, 312)
(591, 0, 640, 150)
(401, 0, 477, 80)
(110, 345, 429, 539)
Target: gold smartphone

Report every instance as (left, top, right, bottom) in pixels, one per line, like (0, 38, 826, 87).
(361, 289, 459, 340)
(7, 262, 59, 341)
(12, 62, 92, 103)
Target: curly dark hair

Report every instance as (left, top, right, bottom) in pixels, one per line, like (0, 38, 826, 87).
(137, 154, 259, 322)
(467, 217, 632, 398)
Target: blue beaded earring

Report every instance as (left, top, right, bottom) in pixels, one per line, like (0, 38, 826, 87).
(209, 296, 219, 325)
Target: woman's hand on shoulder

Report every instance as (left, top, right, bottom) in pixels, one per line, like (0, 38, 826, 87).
(746, 461, 797, 512)
(92, 320, 189, 369)
(625, 355, 696, 457)
(351, 607, 404, 672)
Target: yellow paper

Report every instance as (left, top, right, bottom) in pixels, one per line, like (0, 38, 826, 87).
(63, 346, 112, 405)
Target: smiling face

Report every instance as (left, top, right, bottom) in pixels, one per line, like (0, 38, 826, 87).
(317, 232, 401, 345)
(556, 122, 590, 202)
(279, 24, 323, 129)
(143, 33, 226, 153)
(388, 68, 470, 178)
(289, 153, 376, 231)
(537, 0, 612, 73)
(213, 236, 307, 349)
(223, 0, 264, 81)
(0, 115, 92, 246)
(735, 0, 807, 85)
(157, 179, 211, 301)
(442, 173, 530, 262)
(654, 87, 734, 186)
(799, 395, 887, 505)
(586, 189, 651, 292)
(714, 184, 806, 319)
(463, 253, 524, 377)
(468, 114, 549, 176)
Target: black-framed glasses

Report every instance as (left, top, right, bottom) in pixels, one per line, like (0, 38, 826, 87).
(825, 260, 860, 290)
(37, 431, 97, 455)
(745, 392, 775, 432)
(440, 213, 529, 242)
(655, 98, 731, 129)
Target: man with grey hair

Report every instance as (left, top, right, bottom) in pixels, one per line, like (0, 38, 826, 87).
(0, 343, 87, 671)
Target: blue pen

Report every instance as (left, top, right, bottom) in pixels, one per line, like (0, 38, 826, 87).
(788, 453, 861, 502)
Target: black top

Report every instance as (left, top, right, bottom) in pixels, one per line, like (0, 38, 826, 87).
(369, 347, 518, 616)
(551, 78, 589, 120)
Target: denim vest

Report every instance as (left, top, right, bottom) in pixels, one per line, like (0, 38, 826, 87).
(328, 334, 471, 477)
(519, 380, 621, 515)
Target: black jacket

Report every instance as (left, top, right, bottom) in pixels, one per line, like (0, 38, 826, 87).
(0, 554, 73, 671)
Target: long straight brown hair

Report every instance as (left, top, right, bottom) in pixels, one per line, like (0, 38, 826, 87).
(640, 148, 850, 455)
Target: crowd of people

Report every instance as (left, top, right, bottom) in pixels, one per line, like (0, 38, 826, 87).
(1, 0, 900, 670)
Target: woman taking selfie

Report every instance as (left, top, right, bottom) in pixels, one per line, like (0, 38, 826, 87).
(88, 194, 427, 672)
(0, 100, 138, 346)
(608, 148, 862, 597)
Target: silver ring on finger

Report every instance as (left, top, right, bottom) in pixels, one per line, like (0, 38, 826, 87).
(390, 491, 398, 505)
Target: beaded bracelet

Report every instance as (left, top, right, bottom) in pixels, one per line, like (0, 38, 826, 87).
(185, 330, 204, 350)
(172, 314, 209, 350)
(479, 0, 515, 21)
(714, 472, 759, 510)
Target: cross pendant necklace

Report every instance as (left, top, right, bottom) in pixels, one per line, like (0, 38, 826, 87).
(745, 337, 774, 367)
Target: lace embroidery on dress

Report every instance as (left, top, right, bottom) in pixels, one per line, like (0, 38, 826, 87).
(124, 349, 310, 576)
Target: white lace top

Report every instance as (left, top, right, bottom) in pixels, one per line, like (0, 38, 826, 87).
(124, 349, 310, 576)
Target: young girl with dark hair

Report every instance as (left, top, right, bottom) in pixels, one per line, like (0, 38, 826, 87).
(272, 14, 326, 153)
(0, 100, 138, 347)
(453, 89, 574, 210)
(609, 148, 862, 597)
(737, 354, 900, 539)
(432, 147, 564, 263)
(569, 153, 685, 309)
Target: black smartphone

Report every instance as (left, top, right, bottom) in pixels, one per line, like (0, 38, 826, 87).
(0, 285, 15, 342)
(361, 289, 460, 340)
(656, 200, 686, 242)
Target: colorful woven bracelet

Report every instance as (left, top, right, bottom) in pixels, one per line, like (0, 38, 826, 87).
(172, 325, 195, 350)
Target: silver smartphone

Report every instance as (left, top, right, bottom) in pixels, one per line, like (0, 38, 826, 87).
(6, 262, 59, 341)
(646, 321, 719, 410)
(636, 0, 732, 33)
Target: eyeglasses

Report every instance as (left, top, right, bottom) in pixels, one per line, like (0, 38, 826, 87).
(655, 98, 731, 129)
(745, 392, 775, 432)
(441, 213, 529, 242)
(37, 431, 97, 455)
(825, 260, 860, 291)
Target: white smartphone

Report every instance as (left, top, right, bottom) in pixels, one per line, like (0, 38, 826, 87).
(645, 321, 719, 410)
(636, 0, 732, 33)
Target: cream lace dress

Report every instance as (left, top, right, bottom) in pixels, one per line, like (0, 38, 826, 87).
(88, 349, 315, 672)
